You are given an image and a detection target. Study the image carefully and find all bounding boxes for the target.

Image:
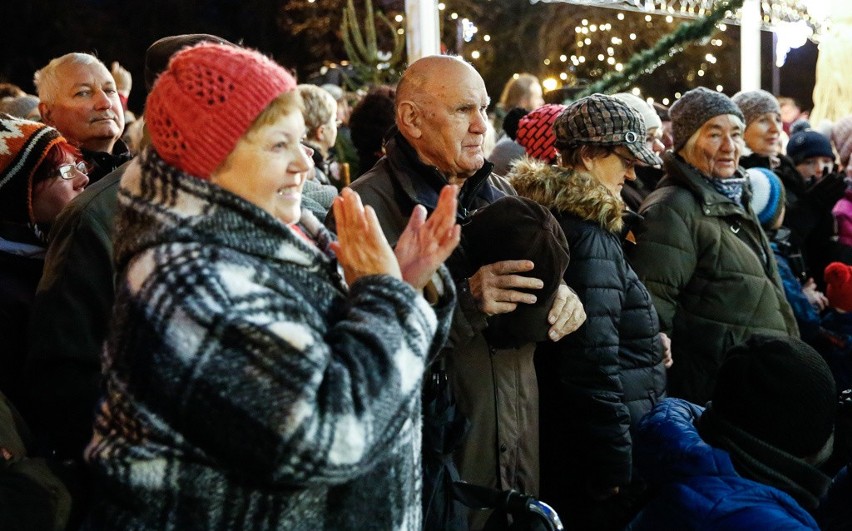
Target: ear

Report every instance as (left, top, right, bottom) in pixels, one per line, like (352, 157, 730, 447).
(38, 102, 52, 125)
(578, 146, 595, 172)
(396, 101, 422, 139)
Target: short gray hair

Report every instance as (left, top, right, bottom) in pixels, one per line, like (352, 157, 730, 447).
(34, 52, 106, 104)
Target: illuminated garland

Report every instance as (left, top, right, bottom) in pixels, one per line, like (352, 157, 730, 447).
(576, 0, 745, 97)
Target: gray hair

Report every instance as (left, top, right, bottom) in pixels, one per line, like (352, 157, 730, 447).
(680, 113, 746, 164)
(34, 52, 107, 104)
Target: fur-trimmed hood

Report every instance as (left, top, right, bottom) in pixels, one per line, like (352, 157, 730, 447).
(507, 157, 625, 233)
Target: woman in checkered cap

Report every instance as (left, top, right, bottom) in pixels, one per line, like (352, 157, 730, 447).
(627, 87, 798, 407)
(82, 43, 461, 530)
(0, 114, 89, 411)
(508, 93, 669, 530)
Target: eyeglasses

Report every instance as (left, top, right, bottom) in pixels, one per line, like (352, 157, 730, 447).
(56, 161, 88, 180)
(613, 151, 638, 171)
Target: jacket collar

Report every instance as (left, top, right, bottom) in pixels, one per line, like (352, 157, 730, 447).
(387, 132, 499, 219)
(659, 152, 753, 219)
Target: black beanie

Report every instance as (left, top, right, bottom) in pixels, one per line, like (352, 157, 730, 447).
(461, 195, 569, 348)
(711, 334, 836, 458)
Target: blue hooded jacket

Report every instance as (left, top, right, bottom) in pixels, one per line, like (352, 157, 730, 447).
(627, 398, 819, 530)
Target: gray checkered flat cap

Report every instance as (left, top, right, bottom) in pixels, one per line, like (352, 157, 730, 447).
(553, 93, 662, 167)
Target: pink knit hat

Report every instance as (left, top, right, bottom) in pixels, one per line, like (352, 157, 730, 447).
(145, 43, 297, 179)
(516, 103, 566, 163)
(831, 115, 852, 167)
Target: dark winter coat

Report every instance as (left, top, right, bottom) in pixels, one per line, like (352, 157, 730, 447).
(343, 132, 541, 503)
(628, 152, 798, 404)
(741, 152, 839, 284)
(83, 151, 454, 530)
(509, 159, 666, 499)
(628, 398, 820, 530)
(26, 165, 124, 462)
(0, 225, 44, 410)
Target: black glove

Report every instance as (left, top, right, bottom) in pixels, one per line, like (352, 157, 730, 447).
(804, 167, 846, 211)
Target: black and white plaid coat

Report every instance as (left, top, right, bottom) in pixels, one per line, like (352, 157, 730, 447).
(84, 150, 454, 530)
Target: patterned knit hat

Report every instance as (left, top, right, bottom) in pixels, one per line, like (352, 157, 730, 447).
(711, 334, 836, 458)
(145, 43, 297, 179)
(553, 93, 661, 166)
(669, 87, 744, 151)
(516, 103, 565, 163)
(831, 115, 852, 166)
(731, 89, 781, 127)
(787, 129, 835, 165)
(0, 113, 64, 224)
(746, 167, 785, 229)
(825, 262, 852, 312)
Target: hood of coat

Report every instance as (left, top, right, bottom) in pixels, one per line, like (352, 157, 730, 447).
(507, 157, 624, 233)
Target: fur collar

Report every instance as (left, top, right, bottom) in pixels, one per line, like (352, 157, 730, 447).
(507, 157, 624, 233)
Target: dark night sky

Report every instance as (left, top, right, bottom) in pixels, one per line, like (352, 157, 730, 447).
(0, 1, 820, 113)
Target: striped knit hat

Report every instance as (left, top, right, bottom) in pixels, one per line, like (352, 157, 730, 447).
(746, 167, 785, 229)
(146, 43, 297, 179)
(516, 103, 565, 163)
(0, 113, 64, 223)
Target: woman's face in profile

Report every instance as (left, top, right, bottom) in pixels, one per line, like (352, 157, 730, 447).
(211, 110, 312, 225)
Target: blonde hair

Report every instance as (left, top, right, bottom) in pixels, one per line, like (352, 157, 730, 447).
(498, 73, 540, 111)
(34, 52, 107, 104)
(296, 84, 337, 139)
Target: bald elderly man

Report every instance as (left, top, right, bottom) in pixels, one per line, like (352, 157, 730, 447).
(333, 55, 586, 527)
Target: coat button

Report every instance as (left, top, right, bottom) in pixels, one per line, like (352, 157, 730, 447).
(500, 443, 508, 452)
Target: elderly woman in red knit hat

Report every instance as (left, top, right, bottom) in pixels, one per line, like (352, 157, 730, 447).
(83, 43, 460, 530)
(0, 114, 88, 410)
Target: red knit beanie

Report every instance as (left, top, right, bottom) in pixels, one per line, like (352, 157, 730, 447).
(825, 262, 852, 312)
(145, 43, 297, 179)
(516, 103, 566, 163)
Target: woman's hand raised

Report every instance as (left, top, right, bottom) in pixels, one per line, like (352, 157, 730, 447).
(330, 188, 401, 286)
(395, 185, 461, 291)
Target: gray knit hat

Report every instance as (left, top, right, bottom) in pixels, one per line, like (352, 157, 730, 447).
(669, 87, 744, 151)
(553, 93, 661, 166)
(731, 89, 781, 127)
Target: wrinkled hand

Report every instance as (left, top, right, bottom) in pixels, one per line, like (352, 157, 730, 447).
(660, 332, 673, 368)
(469, 260, 542, 316)
(111, 61, 132, 98)
(802, 277, 829, 311)
(546, 283, 586, 341)
(329, 188, 400, 286)
(395, 185, 461, 290)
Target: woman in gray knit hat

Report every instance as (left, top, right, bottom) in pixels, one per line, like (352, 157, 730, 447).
(735, 89, 845, 290)
(627, 87, 798, 406)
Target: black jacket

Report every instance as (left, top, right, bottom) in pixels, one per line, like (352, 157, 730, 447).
(508, 159, 666, 498)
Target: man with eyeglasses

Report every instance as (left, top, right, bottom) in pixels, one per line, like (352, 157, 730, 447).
(34, 53, 132, 184)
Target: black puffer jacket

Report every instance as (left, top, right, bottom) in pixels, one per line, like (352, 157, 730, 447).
(509, 159, 667, 496)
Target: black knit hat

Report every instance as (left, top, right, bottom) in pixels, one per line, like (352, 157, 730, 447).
(787, 130, 835, 165)
(144, 34, 234, 91)
(461, 195, 570, 348)
(711, 334, 836, 458)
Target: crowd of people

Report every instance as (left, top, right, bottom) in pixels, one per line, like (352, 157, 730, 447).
(2, 32, 852, 531)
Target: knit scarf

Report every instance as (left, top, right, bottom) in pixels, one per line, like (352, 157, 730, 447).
(702, 175, 748, 207)
(697, 403, 831, 510)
